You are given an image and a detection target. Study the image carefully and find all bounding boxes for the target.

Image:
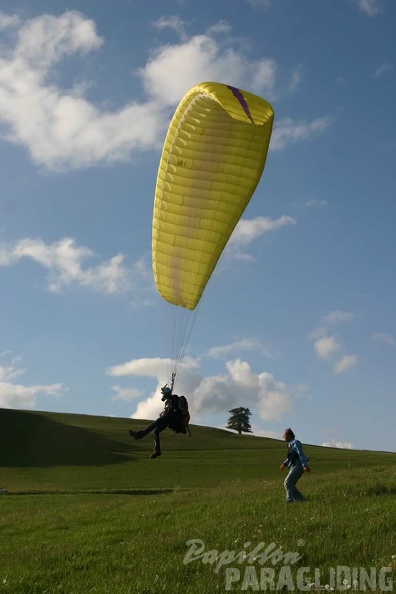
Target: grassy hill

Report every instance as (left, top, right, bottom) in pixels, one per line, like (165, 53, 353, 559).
(0, 409, 395, 594)
(1, 408, 394, 493)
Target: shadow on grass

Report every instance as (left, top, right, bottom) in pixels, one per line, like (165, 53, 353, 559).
(0, 409, 133, 467)
(365, 484, 396, 496)
(5, 488, 178, 496)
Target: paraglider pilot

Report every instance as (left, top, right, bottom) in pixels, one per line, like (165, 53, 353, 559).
(129, 385, 186, 459)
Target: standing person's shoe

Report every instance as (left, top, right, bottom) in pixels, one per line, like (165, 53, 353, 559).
(150, 450, 162, 459)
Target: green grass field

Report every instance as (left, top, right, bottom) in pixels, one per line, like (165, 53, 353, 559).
(0, 409, 395, 593)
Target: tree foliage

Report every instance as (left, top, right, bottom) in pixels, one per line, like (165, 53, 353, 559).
(226, 407, 252, 435)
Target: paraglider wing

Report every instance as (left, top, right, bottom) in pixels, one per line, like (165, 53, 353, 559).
(152, 82, 274, 310)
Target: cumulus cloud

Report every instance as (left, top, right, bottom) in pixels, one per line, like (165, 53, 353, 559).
(246, 0, 272, 8)
(353, 0, 383, 17)
(0, 11, 164, 170)
(106, 356, 291, 423)
(0, 219, 289, 294)
(299, 200, 328, 208)
(321, 310, 354, 325)
(310, 311, 357, 374)
(107, 356, 174, 379)
(107, 356, 200, 420)
(322, 440, 353, 449)
(271, 117, 333, 151)
(313, 334, 357, 374)
(314, 335, 339, 359)
(334, 355, 357, 374)
(229, 216, 296, 248)
(0, 381, 63, 408)
(0, 237, 151, 295)
(0, 11, 332, 171)
(373, 63, 392, 79)
(371, 333, 395, 346)
(111, 386, 143, 401)
(288, 64, 304, 93)
(224, 215, 295, 262)
(206, 338, 273, 360)
(0, 12, 21, 29)
(0, 355, 63, 408)
(250, 426, 281, 439)
(0, 362, 25, 381)
(152, 15, 189, 41)
(138, 31, 276, 105)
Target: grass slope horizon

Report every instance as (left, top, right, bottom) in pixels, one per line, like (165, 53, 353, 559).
(0, 408, 395, 593)
(1, 408, 395, 494)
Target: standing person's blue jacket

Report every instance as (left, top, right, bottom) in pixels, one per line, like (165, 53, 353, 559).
(282, 438, 309, 468)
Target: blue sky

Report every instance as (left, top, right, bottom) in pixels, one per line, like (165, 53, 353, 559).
(0, 0, 395, 452)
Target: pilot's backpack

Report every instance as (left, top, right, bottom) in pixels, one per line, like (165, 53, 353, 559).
(175, 395, 191, 436)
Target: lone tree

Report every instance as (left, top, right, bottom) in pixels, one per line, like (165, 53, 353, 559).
(226, 407, 253, 435)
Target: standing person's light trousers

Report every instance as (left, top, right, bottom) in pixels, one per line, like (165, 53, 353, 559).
(284, 464, 305, 503)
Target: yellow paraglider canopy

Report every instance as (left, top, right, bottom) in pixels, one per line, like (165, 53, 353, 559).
(152, 82, 274, 311)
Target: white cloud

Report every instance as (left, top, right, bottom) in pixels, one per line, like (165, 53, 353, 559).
(353, 0, 383, 17)
(310, 312, 357, 374)
(292, 383, 312, 401)
(0, 237, 151, 295)
(254, 369, 291, 421)
(0, 12, 21, 29)
(153, 15, 188, 41)
(271, 117, 333, 151)
(3, 219, 292, 289)
(308, 326, 327, 341)
(206, 338, 273, 360)
(107, 356, 201, 420)
(15, 11, 103, 69)
(321, 310, 354, 325)
(299, 199, 328, 209)
(314, 335, 339, 359)
(0, 355, 63, 408)
(0, 381, 63, 408)
(246, 0, 272, 8)
(206, 21, 233, 36)
(0, 11, 331, 171)
(250, 426, 281, 439)
(289, 64, 304, 93)
(373, 63, 392, 79)
(334, 355, 357, 374)
(107, 356, 291, 423)
(107, 356, 173, 379)
(218, 215, 295, 263)
(111, 386, 143, 401)
(0, 364, 25, 381)
(138, 29, 276, 105)
(371, 333, 395, 347)
(229, 216, 296, 248)
(0, 11, 164, 170)
(322, 440, 353, 449)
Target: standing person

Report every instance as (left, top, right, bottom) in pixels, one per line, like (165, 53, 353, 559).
(280, 428, 310, 503)
(129, 386, 189, 459)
